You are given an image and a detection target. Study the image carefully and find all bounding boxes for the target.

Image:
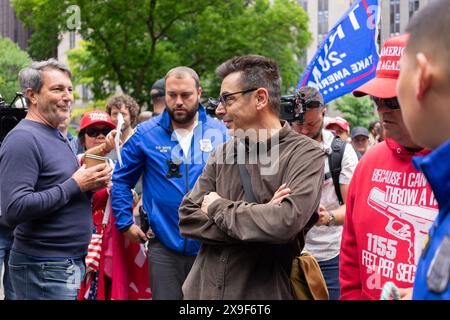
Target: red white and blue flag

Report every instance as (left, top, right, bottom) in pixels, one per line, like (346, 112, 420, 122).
(297, 0, 381, 103)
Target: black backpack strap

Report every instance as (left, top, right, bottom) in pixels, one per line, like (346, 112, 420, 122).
(238, 164, 257, 203)
(328, 136, 346, 205)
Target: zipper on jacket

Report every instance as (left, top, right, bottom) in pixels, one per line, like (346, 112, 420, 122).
(185, 162, 189, 194)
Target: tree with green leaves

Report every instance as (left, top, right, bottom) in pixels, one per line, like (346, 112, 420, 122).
(12, 0, 311, 110)
(334, 93, 379, 130)
(0, 37, 31, 105)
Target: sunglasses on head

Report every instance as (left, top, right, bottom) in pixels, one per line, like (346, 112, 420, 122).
(371, 96, 400, 110)
(85, 127, 112, 138)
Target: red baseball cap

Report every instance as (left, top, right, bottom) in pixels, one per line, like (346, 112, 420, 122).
(325, 116, 349, 133)
(79, 110, 116, 131)
(353, 33, 409, 99)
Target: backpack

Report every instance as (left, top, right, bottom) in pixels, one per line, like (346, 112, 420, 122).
(326, 136, 347, 205)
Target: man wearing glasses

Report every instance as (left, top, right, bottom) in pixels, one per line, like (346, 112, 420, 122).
(111, 66, 227, 300)
(179, 55, 325, 299)
(291, 87, 358, 300)
(339, 34, 439, 300)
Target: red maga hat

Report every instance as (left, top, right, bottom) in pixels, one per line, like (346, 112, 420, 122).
(353, 33, 409, 99)
(79, 110, 116, 131)
(326, 116, 349, 133)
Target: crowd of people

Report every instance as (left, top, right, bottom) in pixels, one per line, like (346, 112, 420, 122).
(0, 0, 449, 300)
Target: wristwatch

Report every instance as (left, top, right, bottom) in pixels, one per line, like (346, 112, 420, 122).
(327, 210, 336, 226)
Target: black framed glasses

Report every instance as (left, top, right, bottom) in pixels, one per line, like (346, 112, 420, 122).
(218, 88, 258, 107)
(371, 97, 400, 110)
(85, 127, 112, 138)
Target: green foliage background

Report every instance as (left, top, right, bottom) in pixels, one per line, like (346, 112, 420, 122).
(334, 94, 379, 130)
(13, 0, 311, 110)
(0, 37, 31, 104)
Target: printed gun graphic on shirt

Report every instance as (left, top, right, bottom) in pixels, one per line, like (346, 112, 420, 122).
(367, 187, 438, 265)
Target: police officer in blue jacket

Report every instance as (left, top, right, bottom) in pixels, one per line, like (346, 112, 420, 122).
(111, 66, 227, 300)
(397, 0, 450, 300)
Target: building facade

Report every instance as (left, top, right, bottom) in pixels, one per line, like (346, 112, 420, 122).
(0, 0, 30, 51)
(299, 0, 428, 66)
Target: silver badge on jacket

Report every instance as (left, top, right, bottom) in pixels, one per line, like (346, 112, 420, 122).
(199, 139, 213, 152)
(427, 235, 450, 293)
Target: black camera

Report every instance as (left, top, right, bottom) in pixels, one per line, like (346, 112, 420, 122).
(166, 159, 182, 178)
(205, 97, 219, 117)
(279, 90, 323, 124)
(203, 90, 322, 124)
(0, 92, 27, 146)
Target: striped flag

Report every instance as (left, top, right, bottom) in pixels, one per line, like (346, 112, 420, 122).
(86, 233, 103, 272)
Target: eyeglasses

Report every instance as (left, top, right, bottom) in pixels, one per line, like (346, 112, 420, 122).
(218, 88, 258, 107)
(371, 97, 400, 110)
(85, 127, 112, 138)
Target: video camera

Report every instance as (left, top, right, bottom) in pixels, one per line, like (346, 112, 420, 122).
(205, 97, 219, 117)
(204, 89, 322, 124)
(0, 92, 27, 146)
(279, 89, 323, 124)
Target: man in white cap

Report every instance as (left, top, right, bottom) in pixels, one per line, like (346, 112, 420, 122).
(339, 34, 439, 300)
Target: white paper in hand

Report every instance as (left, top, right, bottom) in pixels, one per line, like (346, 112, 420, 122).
(115, 112, 124, 167)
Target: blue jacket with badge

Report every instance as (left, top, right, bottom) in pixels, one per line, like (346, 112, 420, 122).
(111, 105, 227, 256)
(413, 139, 450, 300)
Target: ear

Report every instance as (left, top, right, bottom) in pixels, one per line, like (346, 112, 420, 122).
(26, 88, 38, 106)
(415, 53, 432, 101)
(197, 86, 203, 99)
(255, 88, 269, 110)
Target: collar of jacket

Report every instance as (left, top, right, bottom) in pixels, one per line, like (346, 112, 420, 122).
(236, 120, 291, 151)
(384, 137, 430, 160)
(158, 103, 207, 132)
(413, 139, 450, 213)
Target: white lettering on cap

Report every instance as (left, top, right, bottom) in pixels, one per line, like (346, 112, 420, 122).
(89, 112, 109, 122)
(380, 46, 405, 57)
(377, 59, 400, 71)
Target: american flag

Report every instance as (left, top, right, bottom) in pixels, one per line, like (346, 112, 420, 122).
(85, 233, 103, 272)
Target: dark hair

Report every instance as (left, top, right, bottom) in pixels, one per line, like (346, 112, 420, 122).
(215, 54, 281, 114)
(369, 120, 380, 132)
(406, 0, 450, 78)
(105, 94, 140, 127)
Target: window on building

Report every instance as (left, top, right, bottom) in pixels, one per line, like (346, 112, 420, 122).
(390, 0, 400, 35)
(69, 31, 76, 49)
(318, 0, 329, 44)
(409, 0, 420, 19)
